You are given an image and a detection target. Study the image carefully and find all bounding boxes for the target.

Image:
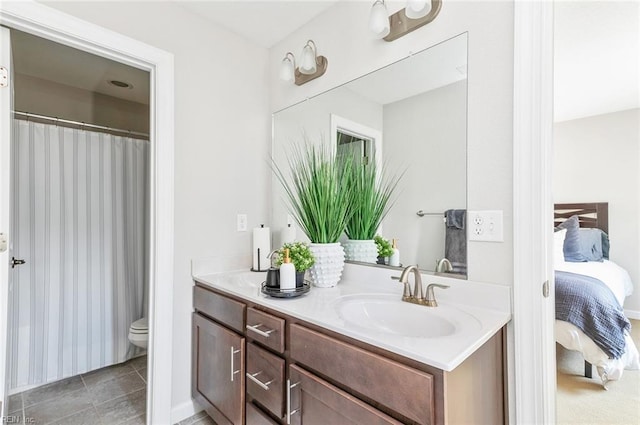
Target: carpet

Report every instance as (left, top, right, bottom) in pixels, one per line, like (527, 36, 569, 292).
(556, 319, 640, 425)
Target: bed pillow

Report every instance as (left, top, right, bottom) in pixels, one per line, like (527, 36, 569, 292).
(600, 230, 610, 260)
(554, 229, 567, 265)
(555, 215, 588, 262)
(577, 228, 604, 262)
(577, 228, 610, 260)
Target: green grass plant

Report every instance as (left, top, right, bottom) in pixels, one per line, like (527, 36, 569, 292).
(272, 142, 355, 244)
(345, 160, 403, 240)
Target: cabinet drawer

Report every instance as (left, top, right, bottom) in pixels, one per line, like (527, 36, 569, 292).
(246, 307, 285, 353)
(193, 285, 245, 333)
(247, 343, 285, 420)
(290, 324, 434, 425)
(288, 364, 402, 425)
(246, 402, 279, 425)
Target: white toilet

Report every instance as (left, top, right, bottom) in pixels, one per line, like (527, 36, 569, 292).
(128, 317, 148, 349)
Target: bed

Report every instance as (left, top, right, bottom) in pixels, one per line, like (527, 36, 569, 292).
(554, 203, 640, 388)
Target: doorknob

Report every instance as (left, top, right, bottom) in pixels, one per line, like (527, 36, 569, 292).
(11, 257, 26, 268)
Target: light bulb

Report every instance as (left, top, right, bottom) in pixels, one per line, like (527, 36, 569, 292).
(280, 54, 295, 82)
(405, 0, 431, 19)
(369, 0, 390, 39)
(299, 42, 317, 75)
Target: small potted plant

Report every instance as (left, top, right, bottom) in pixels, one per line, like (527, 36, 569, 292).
(374, 235, 393, 265)
(274, 242, 315, 287)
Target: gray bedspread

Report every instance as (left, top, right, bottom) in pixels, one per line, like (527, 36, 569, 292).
(555, 270, 630, 359)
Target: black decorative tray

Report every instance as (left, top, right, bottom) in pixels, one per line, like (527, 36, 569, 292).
(261, 281, 311, 298)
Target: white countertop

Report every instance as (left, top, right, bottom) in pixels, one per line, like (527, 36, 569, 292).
(193, 262, 511, 372)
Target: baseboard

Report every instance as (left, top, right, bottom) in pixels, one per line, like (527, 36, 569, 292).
(171, 399, 203, 424)
(625, 309, 640, 320)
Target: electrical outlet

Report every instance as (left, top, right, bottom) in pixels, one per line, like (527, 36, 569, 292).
(236, 214, 247, 232)
(468, 210, 503, 242)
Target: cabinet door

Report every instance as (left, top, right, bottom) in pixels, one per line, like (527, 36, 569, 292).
(192, 313, 245, 425)
(287, 365, 402, 425)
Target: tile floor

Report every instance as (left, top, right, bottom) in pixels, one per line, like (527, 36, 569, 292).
(7, 355, 148, 425)
(174, 410, 215, 425)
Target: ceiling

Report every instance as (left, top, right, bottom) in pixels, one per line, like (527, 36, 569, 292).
(176, 0, 341, 48)
(554, 1, 639, 122)
(11, 29, 150, 105)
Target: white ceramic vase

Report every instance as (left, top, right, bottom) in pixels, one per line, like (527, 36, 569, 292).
(308, 243, 345, 288)
(342, 239, 378, 264)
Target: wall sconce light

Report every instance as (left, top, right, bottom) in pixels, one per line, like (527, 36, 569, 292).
(279, 40, 328, 86)
(369, 0, 442, 42)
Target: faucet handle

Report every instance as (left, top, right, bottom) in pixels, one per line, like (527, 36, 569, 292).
(391, 275, 412, 299)
(425, 283, 450, 307)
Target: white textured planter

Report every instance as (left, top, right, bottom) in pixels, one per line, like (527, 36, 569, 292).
(342, 239, 378, 264)
(308, 243, 345, 288)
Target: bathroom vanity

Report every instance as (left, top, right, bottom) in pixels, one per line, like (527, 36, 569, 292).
(192, 266, 510, 425)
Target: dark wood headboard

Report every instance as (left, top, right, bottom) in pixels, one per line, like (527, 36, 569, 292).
(554, 202, 609, 234)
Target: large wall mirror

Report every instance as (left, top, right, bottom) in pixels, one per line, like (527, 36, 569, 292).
(272, 33, 468, 276)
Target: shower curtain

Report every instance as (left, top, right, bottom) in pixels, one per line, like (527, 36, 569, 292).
(9, 119, 148, 390)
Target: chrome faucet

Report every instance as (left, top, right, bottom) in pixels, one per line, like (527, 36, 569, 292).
(435, 258, 453, 273)
(393, 265, 450, 307)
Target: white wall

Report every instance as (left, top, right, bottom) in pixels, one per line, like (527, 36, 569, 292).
(554, 108, 640, 313)
(40, 1, 271, 420)
(269, 1, 514, 284)
(15, 74, 149, 133)
(384, 81, 467, 268)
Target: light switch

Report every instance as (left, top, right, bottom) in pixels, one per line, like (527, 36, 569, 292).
(236, 214, 248, 232)
(468, 211, 503, 242)
(0, 232, 6, 252)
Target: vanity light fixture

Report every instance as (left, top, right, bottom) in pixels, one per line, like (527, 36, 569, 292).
(279, 40, 328, 86)
(369, 0, 442, 42)
(369, 0, 391, 38)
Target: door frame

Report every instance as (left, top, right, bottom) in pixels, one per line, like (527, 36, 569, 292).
(0, 2, 175, 423)
(512, 1, 555, 424)
(330, 114, 383, 172)
(0, 25, 12, 417)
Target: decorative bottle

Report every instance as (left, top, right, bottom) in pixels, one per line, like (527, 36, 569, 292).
(279, 248, 296, 290)
(389, 239, 400, 267)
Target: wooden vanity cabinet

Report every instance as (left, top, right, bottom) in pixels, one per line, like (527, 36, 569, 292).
(193, 283, 505, 425)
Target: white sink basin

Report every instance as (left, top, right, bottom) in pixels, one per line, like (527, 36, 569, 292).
(335, 294, 481, 338)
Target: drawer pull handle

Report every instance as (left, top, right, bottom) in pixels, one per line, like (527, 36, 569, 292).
(246, 371, 274, 391)
(286, 379, 301, 424)
(230, 347, 241, 382)
(246, 323, 276, 338)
